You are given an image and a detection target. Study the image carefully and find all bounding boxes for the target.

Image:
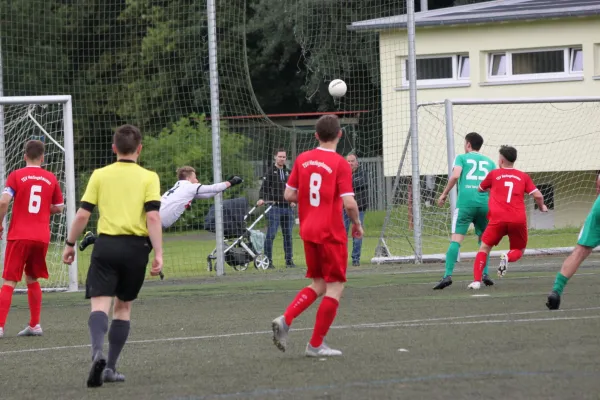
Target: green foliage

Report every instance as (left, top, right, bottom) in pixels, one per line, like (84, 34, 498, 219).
(141, 113, 253, 229)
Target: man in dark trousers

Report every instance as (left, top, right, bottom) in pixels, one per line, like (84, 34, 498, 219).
(257, 148, 296, 268)
(343, 153, 369, 266)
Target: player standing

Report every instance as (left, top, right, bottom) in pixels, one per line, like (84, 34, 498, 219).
(435, 132, 496, 289)
(546, 195, 600, 310)
(468, 146, 547, 289)
(0, 140, 64, 338)
(270, 114, 363, 357)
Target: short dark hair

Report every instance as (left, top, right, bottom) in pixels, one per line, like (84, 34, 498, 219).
(499, 145, 517, 163)
(465, 132, 484, 151)
(113, 124, 142, 155)
(315, 115, 341, 142)
(177, 166, 196, 180)
(24, 140, 44, 160)
(273, 147, 286, 156)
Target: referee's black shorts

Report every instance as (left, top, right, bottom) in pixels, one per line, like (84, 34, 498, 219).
(85, 234, 151, 302)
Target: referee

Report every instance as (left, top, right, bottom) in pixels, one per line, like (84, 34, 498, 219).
(62, 124, 163, 388)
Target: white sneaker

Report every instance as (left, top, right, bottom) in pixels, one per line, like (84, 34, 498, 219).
(0, 327, 3, 338)
(305, 342, 343, 357)
(271, 316, 289, 352)
(17, 324, 43, 336)
(498, 253, 509, 278)
(467, 281, 482, 290)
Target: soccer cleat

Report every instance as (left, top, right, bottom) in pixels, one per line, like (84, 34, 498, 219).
(79, 231, 97, 252)
(17, 324, 43, 337)
(0, 327, 3, 338)
(271, 315, 289, 352)
(87, 353, 107, 388)
(482, 274, 495, 287)
(352, 261, 360, 267)
(305, 342, 342, 357)
(433, 276, 452, 290)
(546, 290, 561, 310)
(467, 281, 482, 290)
(497, 253, 509, 277)
(103, 368, 126, 383)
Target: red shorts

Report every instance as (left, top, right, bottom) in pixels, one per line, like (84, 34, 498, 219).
(303, 241, 348, 283)
(2, 240, 49, 282)
(481, 221, 528, 250)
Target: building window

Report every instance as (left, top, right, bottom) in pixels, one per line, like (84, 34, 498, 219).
(401, 54, 470, 87)
(487, 47, 583, 81)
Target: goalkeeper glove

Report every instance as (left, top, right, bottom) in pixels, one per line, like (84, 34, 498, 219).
(227, 176, 243, 187)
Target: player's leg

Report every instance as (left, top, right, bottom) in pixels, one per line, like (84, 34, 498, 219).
(470, 223, 505, 289)
(272, 241, 323, 352)
(433, 208, 467, 289)
(474, 209, 494, 286)
(351, 211, 365, 266)
(264, 207, 280, 268)
(17, 241, 49, 336)
(0, 241, 27, 337)
(306, 242, 347, 357)
(499, 223, 528, 277)
(282, 207, 295, 267)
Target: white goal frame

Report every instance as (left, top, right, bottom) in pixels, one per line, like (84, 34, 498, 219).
(0, 95, 78, 291)
(374, 96, 600, 265)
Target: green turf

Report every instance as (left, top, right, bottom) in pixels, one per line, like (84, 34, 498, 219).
(2, 256, 600, 399)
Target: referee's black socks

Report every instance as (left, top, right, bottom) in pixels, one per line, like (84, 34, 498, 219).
(88, 311, 108, 360)
(107, 319, 130, 371)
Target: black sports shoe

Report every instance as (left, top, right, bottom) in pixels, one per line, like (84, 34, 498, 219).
(286, 261, 296, 268)
(87, 353, 107, 388)
(482, 274, 495, 287)
(546, 290, 561, 310)
(79, 231, 97, 252)
(433, 276, 452, 290)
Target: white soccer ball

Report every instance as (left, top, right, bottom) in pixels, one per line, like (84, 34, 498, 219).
(328, 79, 347, 98)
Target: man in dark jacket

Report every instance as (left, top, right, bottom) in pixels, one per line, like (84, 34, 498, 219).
(343, 154, 368, 266)
(257, 148, 296, 268)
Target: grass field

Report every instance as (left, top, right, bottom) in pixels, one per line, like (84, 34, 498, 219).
(2, 256, 600, 399)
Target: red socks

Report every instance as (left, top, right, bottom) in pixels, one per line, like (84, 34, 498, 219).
(0, 285, 15, 328)
(507, 249, 523, 263)
(284, 287, 318, 326)
(309, 296, 339, 348)
(473, 251, 488, 282)
(27, 282, 42, 327)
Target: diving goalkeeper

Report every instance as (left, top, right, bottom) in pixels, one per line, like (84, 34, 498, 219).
(79, 166, 243, 251)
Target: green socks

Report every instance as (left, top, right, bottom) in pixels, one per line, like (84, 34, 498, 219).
(552, 272, 569, 295)
(444, 241, 460, 278)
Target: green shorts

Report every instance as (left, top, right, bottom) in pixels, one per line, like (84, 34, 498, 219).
(577, 199, 600, 248)
(452, 206, 488, 236)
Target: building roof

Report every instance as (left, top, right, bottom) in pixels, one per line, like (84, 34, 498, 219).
(348, 0, 600, 31)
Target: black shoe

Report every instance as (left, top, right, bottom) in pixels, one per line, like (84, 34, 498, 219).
(352, 261, 360, 267)
(546, 290, 561, 310)
(79, 231, 97, 252)
(267, 260, 275, 269)
(482, 273, 495, 286)
(286, 261, 296, 268)
(87, 353, 106, 388)
(433, 276, 452, 290)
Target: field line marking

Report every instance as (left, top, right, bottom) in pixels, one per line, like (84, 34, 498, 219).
(1, 307, 599, 356)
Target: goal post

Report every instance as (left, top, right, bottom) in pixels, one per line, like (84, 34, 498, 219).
(374, 96, 600, 265)
(0, 96, 77, 291)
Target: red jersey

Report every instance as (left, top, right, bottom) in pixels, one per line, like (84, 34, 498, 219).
(286, 147, 354, 244)
(3, 166, 63, 243)
(479, 168, 537, 224)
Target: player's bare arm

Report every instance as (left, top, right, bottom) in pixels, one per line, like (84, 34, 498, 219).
(284, 187, 298, 203)
(50, 204, 64, 214)
(0, 193, 11, 237)
(531, 189, 548, 212)
(343, 195, 364, 238)
(62, 208, 92, 264)
(146, 210, 163, 276)
(437, 166, 462, 207)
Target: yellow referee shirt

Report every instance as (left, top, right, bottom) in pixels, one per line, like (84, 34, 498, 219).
(81, 160, 161, 236)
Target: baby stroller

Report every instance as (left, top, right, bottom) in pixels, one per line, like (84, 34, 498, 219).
(204, 197, 272, 271)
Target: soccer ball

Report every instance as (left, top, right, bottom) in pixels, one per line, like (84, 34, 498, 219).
(328, 79, 347, 98)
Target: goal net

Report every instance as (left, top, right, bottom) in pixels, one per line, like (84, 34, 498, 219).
(375, 98, 600, 264)
(0, 97, 77, 291)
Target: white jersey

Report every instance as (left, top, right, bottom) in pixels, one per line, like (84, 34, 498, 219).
(159, 180, 228, 228)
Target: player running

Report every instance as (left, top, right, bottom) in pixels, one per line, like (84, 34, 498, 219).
(435, 132, 496, 290)
(468, 145, 547, 290)
(0, 140, 64, 338)
(78, 166, 243, 250)
(271, 114, 363, 357)
(546, 195, 600, 310)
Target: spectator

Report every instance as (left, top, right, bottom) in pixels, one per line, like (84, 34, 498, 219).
(257, 148, 296, 268)
(343, 153, 368, 266)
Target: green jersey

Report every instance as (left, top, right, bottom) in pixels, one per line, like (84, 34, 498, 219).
(453, 152, 496, 208)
